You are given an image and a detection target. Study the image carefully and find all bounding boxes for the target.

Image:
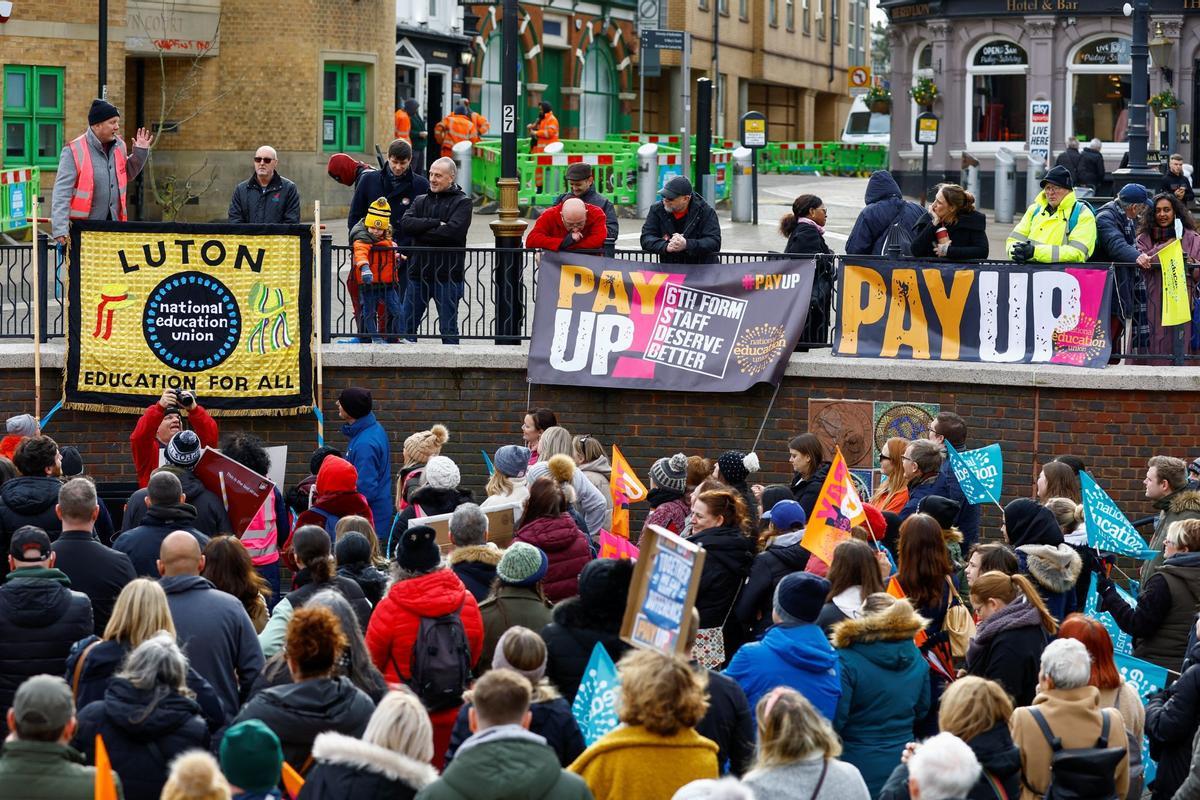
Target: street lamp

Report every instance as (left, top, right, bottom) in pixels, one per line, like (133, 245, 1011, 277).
(1148, 22, 1174, 86)
(1112, 0, 1159, 189)
(490, 0, 528, 344)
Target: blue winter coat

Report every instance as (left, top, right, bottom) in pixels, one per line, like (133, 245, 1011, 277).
(845, 171, 926, 256)
(830, 601, 932, 799)
(343, 413, 393, 533)
(724, 622, 841, 720)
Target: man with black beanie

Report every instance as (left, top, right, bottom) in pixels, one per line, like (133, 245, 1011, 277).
(337, 387, 392, 533)
(51, 99, 154, 245)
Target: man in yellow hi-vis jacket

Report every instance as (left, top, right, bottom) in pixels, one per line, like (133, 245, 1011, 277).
(1007, 165, 1097, 263)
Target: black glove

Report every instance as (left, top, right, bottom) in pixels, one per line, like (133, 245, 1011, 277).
(1095, 571, 1115, 596)
(1011, 241, 1034, 262)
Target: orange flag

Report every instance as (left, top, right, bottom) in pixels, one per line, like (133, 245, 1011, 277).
(800, 448, 867, 566)
(282, 761, 306, 799)
(884, 576, 928, 647)
(609, 445, 647, 540)
(94, 734, 118, 800)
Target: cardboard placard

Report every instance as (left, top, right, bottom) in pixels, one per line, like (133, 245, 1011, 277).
(161, 444, 287, 488)
(620, 524, 706, 656)
(407, 502, 521, 553)
(190, 447, 276, 537)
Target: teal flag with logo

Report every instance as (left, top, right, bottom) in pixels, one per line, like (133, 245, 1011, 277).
(946, 442, 1003, 505)
(1084, 572, 1136, 656)
(1080, 471, 1157, 559)
(572, 642, 621, 746)
(1114, 651, 1166, 784)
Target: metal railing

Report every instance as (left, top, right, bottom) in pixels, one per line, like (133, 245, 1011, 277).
(4, 234, 1195, 365)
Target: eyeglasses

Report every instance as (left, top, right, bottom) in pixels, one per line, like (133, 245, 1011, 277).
(880, 454, 891, 461)
(901, 455, 915, 463)
(254, 156, 275, 163)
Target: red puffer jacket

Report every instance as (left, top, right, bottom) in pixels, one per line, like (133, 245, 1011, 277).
(365, 568, 483, 769)
(295, 456, 375, 531)
(514, 513, 593, 603)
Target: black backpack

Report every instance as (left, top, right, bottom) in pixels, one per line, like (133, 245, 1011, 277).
(1026, 707, 1126, 800)
(407, 603, 472, 712)
(880, 220, 914, 257)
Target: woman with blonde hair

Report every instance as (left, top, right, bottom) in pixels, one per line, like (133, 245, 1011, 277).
(525, 426, 608, 537)
(966, 571, 1057, 707)
(568, 649, 717, 799)
(64, 578, 226, 727)
(1044, 496, 1095, 607)
(871, 437, 911, 514)
(743, 687, 869, 800)
(481, 444, 532, 526)
(335, 514, 388, 568)
(447, 625, 585, 767)
(878, 676, 1021, 800)
(300, 689, 439, 800)
(160, 751, 230, 800)
(573, 434, 613, 530)
(910, 182, 989, 260)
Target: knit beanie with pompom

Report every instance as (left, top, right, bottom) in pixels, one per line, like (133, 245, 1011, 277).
(404, 424, 449, 466)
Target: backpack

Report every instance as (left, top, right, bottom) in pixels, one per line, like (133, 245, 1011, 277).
(1032, 199, 1094, 245)
(408, 603, 472, 711)
(305, 506, 340, 540)
(880, 221, 914, 257)
(1026, 707, 1126, 800)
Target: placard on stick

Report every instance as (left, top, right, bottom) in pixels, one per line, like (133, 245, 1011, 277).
(191, 447, 276, 537)
(620, 524, 705, 656)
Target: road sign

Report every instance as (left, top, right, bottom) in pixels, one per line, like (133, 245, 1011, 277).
(915, 112, 939, 146)
(848, 65, 871, 95)
(641, 28, 686, 51)
(740, 111, 767, 149)
(638, 0, 659, 23)
(1029, 100, 1051, 167)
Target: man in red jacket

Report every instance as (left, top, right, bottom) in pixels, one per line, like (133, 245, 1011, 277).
(129, 389, 219, 487)
(524, 197, 607, 252)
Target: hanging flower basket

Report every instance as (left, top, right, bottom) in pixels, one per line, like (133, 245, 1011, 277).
(1150, 89, 1181, 112)
(865, 85, 892, 113)
(909, 77, 940, 109)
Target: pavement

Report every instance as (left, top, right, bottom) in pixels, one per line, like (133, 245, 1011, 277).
(326, 173, 1014, 256)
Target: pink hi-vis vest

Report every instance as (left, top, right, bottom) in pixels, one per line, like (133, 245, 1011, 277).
(241, 493, 280, 566)
(68, 133, 128, 221)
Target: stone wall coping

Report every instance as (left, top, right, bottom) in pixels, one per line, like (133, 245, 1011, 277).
(11, 342, 1200, 392)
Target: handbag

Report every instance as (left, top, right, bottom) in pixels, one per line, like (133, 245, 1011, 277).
(943, 577, 977, 659)
(694, 581, 745, 670)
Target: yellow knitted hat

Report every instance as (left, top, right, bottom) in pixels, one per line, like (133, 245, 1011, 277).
(365, 197, 391, 232)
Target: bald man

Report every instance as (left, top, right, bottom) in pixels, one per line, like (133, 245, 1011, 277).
(228, 144, 301, 224)
(525, 195, 608, 252)
(159, 530, 262, 714)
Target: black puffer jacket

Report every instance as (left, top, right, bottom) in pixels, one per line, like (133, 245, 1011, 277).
(910, 210, 990, 260)
(541, 559, 635, 703)
(1077, 147, 1106, 188)
(791, 462, 832, 519)
(120, 470, 232, 537)
(640, 192, 722, 264)
(733, 534, 811, 639)
(113, 503, 209, 577)
(227, 170, 301, 224)
(299, 731, 438, 800)
(337, 562, 389, 607)
(286, 568, 374, 633)
(1145, 639, 1200, 800)
(74, 678, 208, 800)
(690, 525, 755, 629)
(400, 184, 473, 281)
(784, 219, 833, 256)
(878, 721, 1022, 800)
(695, 663, 755, 776)
(0, 567, 92, 722)
(65, 637, 227, 731)
(394, 486, 473, 538)
(0, 476, 64, 570)
(228, 676, 376, 769)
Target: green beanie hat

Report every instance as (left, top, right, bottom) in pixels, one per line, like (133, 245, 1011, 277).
(219, 719, 283, 792)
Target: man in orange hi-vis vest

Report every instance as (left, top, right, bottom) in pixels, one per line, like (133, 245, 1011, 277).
(51, 98, 153, 245)
(462, 97, 490, 137)
(394, 105, 412, 143)
(526, 101, 560, 153)
(433, 104, 479, 157)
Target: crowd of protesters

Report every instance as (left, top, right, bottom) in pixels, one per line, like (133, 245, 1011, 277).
(1, 388, 1200, 799)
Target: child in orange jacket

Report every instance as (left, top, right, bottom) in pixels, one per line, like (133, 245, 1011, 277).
(349, 197, 401, 342)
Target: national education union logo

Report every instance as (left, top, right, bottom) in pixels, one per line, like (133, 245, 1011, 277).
(143, 272, 241, 372)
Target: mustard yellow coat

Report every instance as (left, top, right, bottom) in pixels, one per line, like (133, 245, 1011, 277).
(568, 725, 719, 800)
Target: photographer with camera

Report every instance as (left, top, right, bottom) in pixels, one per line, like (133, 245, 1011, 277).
(129, 388, 219, 488)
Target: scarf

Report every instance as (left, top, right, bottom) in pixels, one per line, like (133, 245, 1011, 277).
(647, 486, 685, 509)
(1150, 224, 1178, 245)
(831, 586, 864, 620)
(966, 597, 1044, 669)
(798, 216, 826, 235)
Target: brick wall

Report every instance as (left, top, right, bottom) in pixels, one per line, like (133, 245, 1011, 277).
(5, 364, 1177, 533)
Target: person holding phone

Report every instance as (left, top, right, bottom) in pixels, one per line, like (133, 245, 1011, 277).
(129, 388, 219, 488)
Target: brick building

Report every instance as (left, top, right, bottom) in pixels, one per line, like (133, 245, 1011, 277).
(2, 0, 396, 223)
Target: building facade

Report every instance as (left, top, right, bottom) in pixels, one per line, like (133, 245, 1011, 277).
(2, 0, 395, 222)
(882, 0, 1200, 206)
(395, 0, 472, 166)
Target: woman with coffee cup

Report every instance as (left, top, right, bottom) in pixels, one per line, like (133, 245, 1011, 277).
(911, 183, 989, 260)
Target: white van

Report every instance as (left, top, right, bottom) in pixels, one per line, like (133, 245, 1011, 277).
(842, 95, 890, 146)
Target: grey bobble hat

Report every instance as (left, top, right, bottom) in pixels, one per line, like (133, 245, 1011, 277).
(494, 445, 531, 478)
(496, 542, 549, 586)
(5, 414, 37, 437)
(650, 453, 689, 493)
